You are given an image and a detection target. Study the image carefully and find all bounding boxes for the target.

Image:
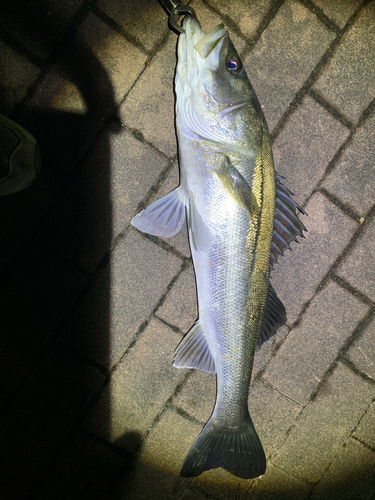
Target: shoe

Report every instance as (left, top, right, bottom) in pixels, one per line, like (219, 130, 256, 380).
(0, 114, 41, 196)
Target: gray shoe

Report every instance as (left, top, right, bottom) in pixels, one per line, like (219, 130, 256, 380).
(0, 114, 41, 196)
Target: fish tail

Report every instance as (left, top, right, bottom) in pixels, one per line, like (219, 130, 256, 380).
(180, 411, 266, 479)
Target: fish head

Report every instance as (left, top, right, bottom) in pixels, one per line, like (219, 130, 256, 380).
(176, 16, 264, 151)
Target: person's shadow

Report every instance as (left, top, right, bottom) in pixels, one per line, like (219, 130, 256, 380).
(0, 1, 141, 498)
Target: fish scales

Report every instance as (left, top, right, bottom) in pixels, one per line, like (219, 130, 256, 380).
(131, 14, 306, 479)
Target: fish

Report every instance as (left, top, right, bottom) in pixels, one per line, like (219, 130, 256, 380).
(131, 15, 306, 479)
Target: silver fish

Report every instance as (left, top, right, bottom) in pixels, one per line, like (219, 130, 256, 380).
(131, 15, 306, 479)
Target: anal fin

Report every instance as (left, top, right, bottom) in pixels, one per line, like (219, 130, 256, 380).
(173, 321, 215, 374)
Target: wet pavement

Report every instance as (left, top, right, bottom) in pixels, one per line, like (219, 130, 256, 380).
(0, 0, 374, 498)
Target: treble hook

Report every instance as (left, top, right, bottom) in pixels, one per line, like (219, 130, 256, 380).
(157, 0, 197, 35)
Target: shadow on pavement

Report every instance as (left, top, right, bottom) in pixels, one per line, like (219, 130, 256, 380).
(0, 1, 129, 498)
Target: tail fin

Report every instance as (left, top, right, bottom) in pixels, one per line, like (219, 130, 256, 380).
(180, 412, 266, 479)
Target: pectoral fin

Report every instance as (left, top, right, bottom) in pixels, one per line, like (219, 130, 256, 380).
(131, 187, 186, 237)
(216, 157, 259, 215)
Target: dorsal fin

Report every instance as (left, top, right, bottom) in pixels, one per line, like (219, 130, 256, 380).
(270, 175, 307, 269)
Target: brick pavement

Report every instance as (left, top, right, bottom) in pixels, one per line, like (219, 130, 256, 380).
(0, 0, 374, 499)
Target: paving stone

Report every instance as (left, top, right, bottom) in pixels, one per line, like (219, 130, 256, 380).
(113, 409, 201, 500)
(0, 40, 41, 115)
(97, 0, 168, 53)
(119, 35, 177, 157)
(61, 229, 182, 369)
(0, 345, 104, 485)
(35, 431, 129, 500)
(0, 0, 85, 60)
(314, 2, 375, 123)
(190, 465, 264, 499)
(151, 161, 179, 199)
(322, 113, 375, 217)
(271, 193, 357, 324)
(140, 408, 198, 474)
(149, 163, 191, 256)
(272, 362, 375, 483)
(249, 381, 302, 456)
(271, 192, 357, 325)
(22, 12, 147, 167)
(0, 168, 64, 269)
(0, 245, 87, 391)
(313, 0, 363, 29)
(263, 282, 368, 404)
(83, 318, 186, 450)
(252, 462, 312, 499)
(245, 0, 335, 131)
(353, 401, 375, 449)
(273, 96, 350, 203)
(204, 0, 275, 39)
(173, 370, 216, 423)
(310, 438, 375, 500)
(156, 265, 198, 333)
(177, 488, 208, 500)
(38, 127, 168, 273)
(168, 222, 191, 257)
(252, 325, 289, 379)
(346, 316, 375, 380)
(337, 216, 375, 302)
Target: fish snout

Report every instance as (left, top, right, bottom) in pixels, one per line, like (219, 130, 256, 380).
(182, 15, 203, 41)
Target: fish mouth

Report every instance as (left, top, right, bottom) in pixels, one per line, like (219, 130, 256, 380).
(194, 23, 227, 59)
(178, 16, 228, 71)
(176, 16, 228, 109)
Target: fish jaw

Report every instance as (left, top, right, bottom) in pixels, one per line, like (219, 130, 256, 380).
(175, 16, 227, 144)
(176, 16, 226, 94)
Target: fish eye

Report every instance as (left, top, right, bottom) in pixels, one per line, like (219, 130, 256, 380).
(226, 57, 243, 74)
